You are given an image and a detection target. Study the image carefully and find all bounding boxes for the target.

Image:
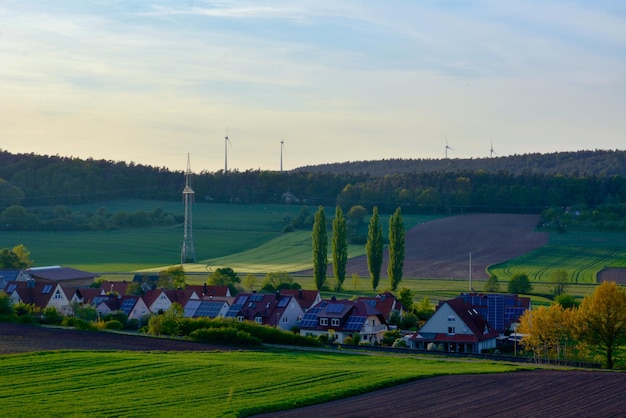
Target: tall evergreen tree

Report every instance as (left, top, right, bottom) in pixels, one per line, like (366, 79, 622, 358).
(312, 206, 327, 291)
(387, 207, 405, 291)
(366, 206, 383, 290)
(332, 206, 348, 291)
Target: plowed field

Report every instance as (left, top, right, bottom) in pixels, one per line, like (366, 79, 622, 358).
(345, 213, 548, 280)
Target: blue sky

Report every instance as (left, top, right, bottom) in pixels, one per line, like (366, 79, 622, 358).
(1, 1, 625, 172)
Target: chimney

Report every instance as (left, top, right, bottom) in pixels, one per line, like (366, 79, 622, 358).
(298, 289, 303, 299)
(275, 290, 280, 300)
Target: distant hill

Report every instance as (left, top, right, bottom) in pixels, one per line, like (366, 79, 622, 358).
(294, 149, 626, 177)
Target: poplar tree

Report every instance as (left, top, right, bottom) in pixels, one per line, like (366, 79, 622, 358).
(387, 207, 405, 291)
(366, 206, 383, 290)
(312, 206, 327, 291)
(332, 206, 348, 291)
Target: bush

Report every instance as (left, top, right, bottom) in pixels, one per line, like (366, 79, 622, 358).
(318, 334, 329, 343)
(189, 327, 262, 346)
(61, 317, 96, 331)
(40, 307, 63, 325)
(0, 293, 17, 322)
(343, 336, 354, 345)
(382, 329, 401, 346)
(102, 319, 124, 330)
(392, 338, 408, 348)
(102, 311, 128, 328)
(508, 273, 533, 294)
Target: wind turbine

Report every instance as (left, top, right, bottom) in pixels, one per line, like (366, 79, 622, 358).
(490, 138, 496, 158)
(445, 135, 454, 159)
(224, 127, 231, 173)
(280, 138, 285, 173)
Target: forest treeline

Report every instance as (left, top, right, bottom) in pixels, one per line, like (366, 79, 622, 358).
(1, 150, 626, 224)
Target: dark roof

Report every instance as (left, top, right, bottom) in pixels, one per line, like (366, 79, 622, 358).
(280, 289, 320, 310)
(25, 267, 98, 282)
(224, 292, 297, 326)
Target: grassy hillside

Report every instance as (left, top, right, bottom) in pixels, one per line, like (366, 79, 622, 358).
(488, 230, 626, 284)
(0, 349, 521, 417)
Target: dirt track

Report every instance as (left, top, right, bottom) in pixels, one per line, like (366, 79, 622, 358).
(313, 213, 548, 280)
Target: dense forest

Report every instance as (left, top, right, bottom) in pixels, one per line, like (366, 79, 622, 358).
(1, 149, 625, 231)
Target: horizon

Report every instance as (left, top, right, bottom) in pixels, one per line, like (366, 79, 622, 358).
(1, 1, 625, 172)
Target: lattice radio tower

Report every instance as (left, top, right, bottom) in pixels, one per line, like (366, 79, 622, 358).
(181, 153, 196, 264)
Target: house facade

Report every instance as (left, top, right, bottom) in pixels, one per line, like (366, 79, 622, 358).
(7, 281, 73, 316)
(224, 292, 304, 330)
(452, 292, 531, 333)
(409, 299, 499, 354)
(299, 299, 388, 344)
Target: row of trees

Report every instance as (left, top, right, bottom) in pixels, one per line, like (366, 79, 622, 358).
(311, 206, 405, 292)
(2, 150, 626, 217)
(518, 281, 626, 369)
(0, 204, 179, 231)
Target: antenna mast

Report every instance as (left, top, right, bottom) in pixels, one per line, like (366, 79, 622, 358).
(181, 154, 196, 264)
(224, 127, 230, 173)
(280, 138, 285, 173)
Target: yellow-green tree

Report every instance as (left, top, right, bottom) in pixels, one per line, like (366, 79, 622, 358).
(518, 304, 577, 364)
(157, 265, 186, 289)
(577, 281, 626, 369)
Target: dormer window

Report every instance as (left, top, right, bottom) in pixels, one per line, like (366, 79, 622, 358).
(320, 318, 328, 326)
(331, 318, 340, 327)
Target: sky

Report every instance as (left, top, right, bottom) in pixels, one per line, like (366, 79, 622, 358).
(1, 1, 625, 173)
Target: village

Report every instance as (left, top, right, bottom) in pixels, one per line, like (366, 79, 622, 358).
(1, 265, 531, 355)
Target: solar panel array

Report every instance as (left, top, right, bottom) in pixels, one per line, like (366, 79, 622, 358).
(325, 303, 344, 314)
(119, 299, 136, 315)
(184, 300, 202, 317)
(343, 316, 366, 331)
(364, 299, 377, 307)
(195, 301, 224, 318)
(299, 306, 322, 328)
(277, 297, 290, 308)
(6, 284, 17, 293)
(225, 303, 244, 317)
(42, 284, 53, 294)
(250, 293, 264, 302)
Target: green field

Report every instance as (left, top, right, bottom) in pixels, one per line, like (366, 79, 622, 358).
(488, 230, 626, 284)
(0, 200, 436, 272)
(0, 349, 522, 417)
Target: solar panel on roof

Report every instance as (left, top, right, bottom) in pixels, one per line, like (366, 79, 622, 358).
(277, 297, 289, 308)
(250, 293, 264, 302)
(343, 316, 366, 330)
(326, 303, 344, 314)
(120, 299, 136, 315)
(225, 303, 244, 317)
(6, 284, 17, 293)
(184, 300, 202, 317)
(299, 310, 320, 328)
(364, 299, 377, 307)
(41, 284, 53, 294)
(195, 301, 224, 318)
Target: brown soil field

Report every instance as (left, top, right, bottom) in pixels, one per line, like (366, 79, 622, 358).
(339, 213, 548, 280)
(0, 323, 233, 354)
(255, 369, 626, 418)
(3, 324, 624, 417)
(598, 267, 626, 284)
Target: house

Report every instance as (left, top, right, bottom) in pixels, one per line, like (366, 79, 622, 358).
(299, 299, 388, 344)
(184, 299, 230, 319)
(280, 289, 322, 312)
(357, 291, 403, 322)
(6, 280, 73, 316)
(408, 298, 499, 354)
(224, 292, 304, 331)
(0, 269, 25, 291)
(143, 288, 200, 314)
(98, 281, 132, 296)
(186, 284, 233, 300)
(69, 287, 107, 305)
(20, 266, 98, 287)
(450, 293, 531, 333)
(95, 295, 150, 321)
(132, 273, 160, 290)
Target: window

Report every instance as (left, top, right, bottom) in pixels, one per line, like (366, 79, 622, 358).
(448, 315, 455, 322)
(320, 318, 328, 326)
(237, 316, 244, 322)
(53, 290, 63, 300)
(448, 327, 455, 335)
(331, 318, 340, 327)
(282, 316, 288, 322)
(255, 317, 263, 324)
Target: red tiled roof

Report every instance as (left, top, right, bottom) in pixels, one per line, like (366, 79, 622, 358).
(280, 289, 320, 310)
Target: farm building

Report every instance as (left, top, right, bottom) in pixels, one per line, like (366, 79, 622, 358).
(20, 266, 98, 287)
(408, 298, 499, 354)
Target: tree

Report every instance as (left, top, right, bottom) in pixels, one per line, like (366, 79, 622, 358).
(518, 303, 577, 364)
(331, 206, 348, 291)
(312, 206, 327, 291)
(366, 206, 383, 290)
(484, 274, 500, 292)
(551, 269, 569, 296)
(243, 274, 258, 291)
(209, 267, 241, 295)
(261, 271, 294, 292)
(508, 273, 532, 294)
(398, 287, 414, 312)
(11, 244, 33, 268)
(577, 281, 626, 369)
(554, 294, 579, 309)
(157, 265, 186, 289)
(387, 207, 405, 291)
(414, 297, 435, 320)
